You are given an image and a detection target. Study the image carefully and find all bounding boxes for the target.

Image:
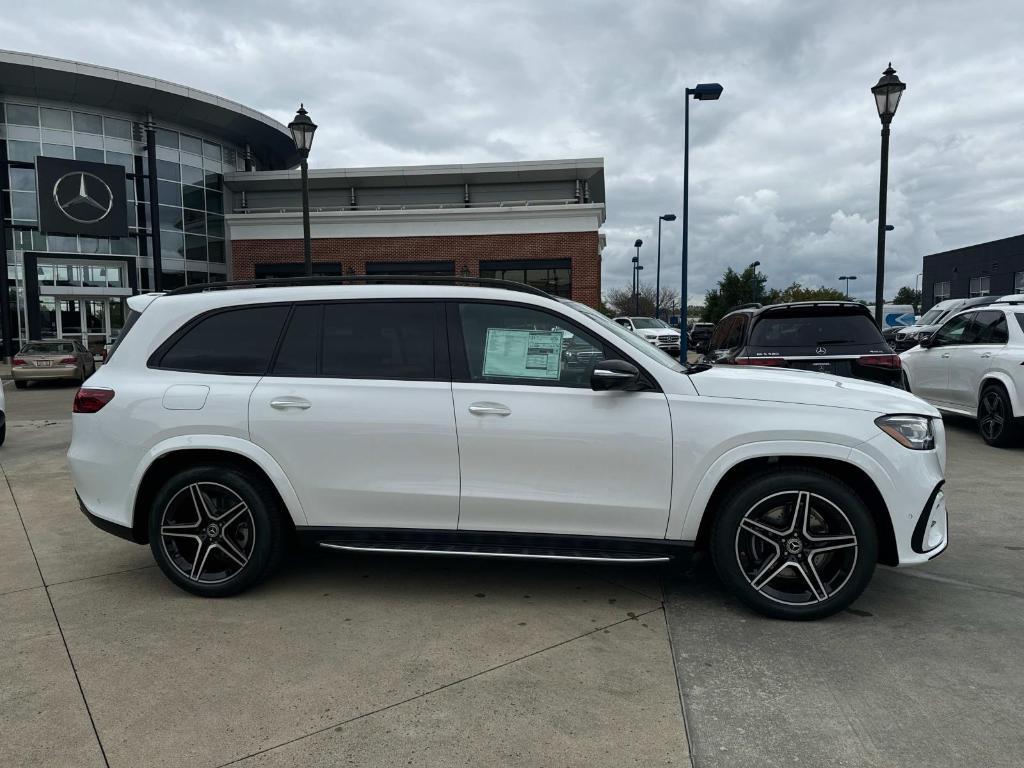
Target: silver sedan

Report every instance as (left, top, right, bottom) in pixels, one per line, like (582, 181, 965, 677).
(12, 340, 97, 388)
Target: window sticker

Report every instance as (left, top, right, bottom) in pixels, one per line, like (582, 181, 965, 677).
(483, 328, 563, 380)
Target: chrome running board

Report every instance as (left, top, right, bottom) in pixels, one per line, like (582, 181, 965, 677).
(319, 541, 671, 563)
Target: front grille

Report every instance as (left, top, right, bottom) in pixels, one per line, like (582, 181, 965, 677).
(657, 335, 677, 343)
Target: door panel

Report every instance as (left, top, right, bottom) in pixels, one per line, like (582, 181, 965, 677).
(912, 313, 973, 404)
(450, 301, 673, 539)
(948, 311, 1007, 410)
(250, 378, 460, 529)
(453, 384, 673, 537)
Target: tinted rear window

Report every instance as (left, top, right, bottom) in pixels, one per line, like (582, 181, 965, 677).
(21, 342, 76, 354)
(273, 304, 321, 376)
(157, 305, 289, 374)
(320, 302, 440, 379)
(749, 313, 884, 347)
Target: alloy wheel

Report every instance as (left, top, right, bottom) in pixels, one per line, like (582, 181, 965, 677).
(159, 482, 255, 584)
(980, 390, 1006, 442)
(734, 490, 858, 606)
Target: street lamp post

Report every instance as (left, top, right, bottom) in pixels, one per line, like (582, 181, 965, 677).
(871, 64, 906, 327)
(655, 214, 676, 319)
(838, 274, 858, 298)
(633, 239, 643, 315)
(680, 82, 723, 361)
(750, 260, 761, 302)
(288, 104, 318, 277)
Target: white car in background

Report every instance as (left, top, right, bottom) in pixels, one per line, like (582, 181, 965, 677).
(901, 296, 1024, 446)
(69, 278, 948, 620)
(613, 316, 681, 353)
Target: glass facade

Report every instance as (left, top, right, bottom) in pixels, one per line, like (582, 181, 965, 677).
(933, 281, 951, 301)
(479, 261, 572, 298)
(2, 99, 248, 346)
(969, 276, 990, 298)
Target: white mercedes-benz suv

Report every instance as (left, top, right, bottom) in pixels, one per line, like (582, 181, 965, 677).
(69, 278, 948, 620)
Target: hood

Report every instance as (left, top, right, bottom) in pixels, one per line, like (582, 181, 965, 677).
(688, 365, 939, 417)
(639, 328, 680, 337)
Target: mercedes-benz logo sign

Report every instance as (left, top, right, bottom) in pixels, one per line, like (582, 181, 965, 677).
(52, 172, 114, 224)
(815, 346, 827, 355)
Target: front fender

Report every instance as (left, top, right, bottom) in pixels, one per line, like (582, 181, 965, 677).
(671, 440, 854, 541)
(129, 434, 309, 527)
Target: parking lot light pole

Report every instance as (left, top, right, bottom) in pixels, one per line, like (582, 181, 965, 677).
(655, 214, 676, 319)
(680, 82, 723, 361)
(839, 274, 858, 298)
(750, 260, 761, 302)
(633, 239, 643, 314)
(871, 64, 906, 327)
(288, 104, 318, 277)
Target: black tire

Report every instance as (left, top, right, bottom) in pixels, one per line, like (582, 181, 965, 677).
(978, 383, 1021, 448)
(14, 380, 27, 390)
(710, 469, 878, 620)
(148, 465, 287, 597)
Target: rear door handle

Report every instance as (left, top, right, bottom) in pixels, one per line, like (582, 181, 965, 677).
(468, 402, 511, 417)
(979, 352, 992, 358)
(941, 353, 951, 358)
(270, 397, 311, 410)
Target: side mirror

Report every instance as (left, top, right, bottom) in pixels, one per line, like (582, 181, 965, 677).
(591, 359, 640, 391)
(919, 333, 935, 349)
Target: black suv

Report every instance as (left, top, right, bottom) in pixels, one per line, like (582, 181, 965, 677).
(701, 301, 903, 387)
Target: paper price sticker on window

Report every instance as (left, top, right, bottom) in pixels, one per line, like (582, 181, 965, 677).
(483, 328, 563, 380)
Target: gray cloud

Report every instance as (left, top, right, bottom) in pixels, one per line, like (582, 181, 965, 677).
(5, 0, 1023, 303)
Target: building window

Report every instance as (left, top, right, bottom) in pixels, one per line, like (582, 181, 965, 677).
(1015, 271, 1024, 293)
(479, 259, 572, 298)
(365, 261, 455, 276)
(969, 276, 990, 297)
(933, 281, 950, 301)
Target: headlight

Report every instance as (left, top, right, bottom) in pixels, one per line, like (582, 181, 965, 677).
(875, 415, 935, 450)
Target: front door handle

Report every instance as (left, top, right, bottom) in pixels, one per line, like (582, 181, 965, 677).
(979, 352, 992, 358)
(941, 352, 951, 358)
(270, 397, 311, 410)
(468, 402, 511, 417)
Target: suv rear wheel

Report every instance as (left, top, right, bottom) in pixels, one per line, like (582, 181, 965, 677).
(978, 383, 1021, 447)
(710, 469, 878, 620)
(148, 465, 287, 597)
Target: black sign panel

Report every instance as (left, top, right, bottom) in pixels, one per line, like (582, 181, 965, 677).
(36, 156, 128, 237)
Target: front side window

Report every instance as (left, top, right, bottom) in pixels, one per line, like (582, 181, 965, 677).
(933, 312, 974, 346)
(973, 311, 1008, 344)
(156, 305, 289, 374)
(321, 302, 440, 380)
(456, 302, 609, 388)
(565, 301, 684, 372)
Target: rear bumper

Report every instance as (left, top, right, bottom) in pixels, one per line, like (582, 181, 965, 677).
(77, 492, 142, 543)
(12, 366, 79, 381)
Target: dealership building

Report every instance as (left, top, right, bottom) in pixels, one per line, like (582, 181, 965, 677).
(0, 50, 606, 355)
(921, 233, 1024, 310)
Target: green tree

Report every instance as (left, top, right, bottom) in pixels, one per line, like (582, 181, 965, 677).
(703, 265, 767, 323)
(763, 282, 848, 304)
(892, 286, 922, 313)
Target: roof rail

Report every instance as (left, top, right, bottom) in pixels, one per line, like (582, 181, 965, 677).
(164, 274, 553, 298)
(726, 302, 763, 313)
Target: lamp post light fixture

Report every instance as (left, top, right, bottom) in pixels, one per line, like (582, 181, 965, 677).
(838, 274, 858, 298)
(655, 214, 677, 319)
(288, 104, 318, 276)
(750, 260, 761, 302)
(630, 239, 638, 313)
(680, 82, 723, 361)
(871, 64, 906, 327)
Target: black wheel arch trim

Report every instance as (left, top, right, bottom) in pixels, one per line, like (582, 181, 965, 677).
(78, 493, 145, 544)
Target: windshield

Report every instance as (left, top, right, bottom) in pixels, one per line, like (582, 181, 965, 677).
(630, 318, 661, 329)
(562, 301, 685, 371)
(917, 307, 947, 325)
(749, 313, 884, 347)
(655, 319, 673, 328)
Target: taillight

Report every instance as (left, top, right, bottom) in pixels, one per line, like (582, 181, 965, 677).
(59, 357, 78, 364)
(736, 357, 788, 366)
(858, 354, 902, 369)
(12, 358, 25, 366)
(73, 388, 115, 413)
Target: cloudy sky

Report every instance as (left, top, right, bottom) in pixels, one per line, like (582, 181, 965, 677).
(6, 1, 1023, 303)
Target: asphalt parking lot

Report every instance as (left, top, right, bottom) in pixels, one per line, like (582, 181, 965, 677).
(2, 382, 1022, 767)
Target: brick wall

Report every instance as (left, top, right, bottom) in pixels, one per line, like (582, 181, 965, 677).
(230, 232, 601, 307)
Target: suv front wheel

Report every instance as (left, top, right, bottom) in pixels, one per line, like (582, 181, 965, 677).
(148, 465, 287, 597)
(710, 469, 878, 620)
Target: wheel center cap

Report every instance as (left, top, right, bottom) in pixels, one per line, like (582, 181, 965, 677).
(785, 538, 803, 555)
(205, 523, 220, 538)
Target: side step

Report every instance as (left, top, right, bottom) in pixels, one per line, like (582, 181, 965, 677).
(319, 541, 672, 564)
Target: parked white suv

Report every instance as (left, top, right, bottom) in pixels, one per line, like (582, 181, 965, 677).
(613, 316, 681, 353)
(901, 296, 1024, 446)
(69, 279, 948, 619)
